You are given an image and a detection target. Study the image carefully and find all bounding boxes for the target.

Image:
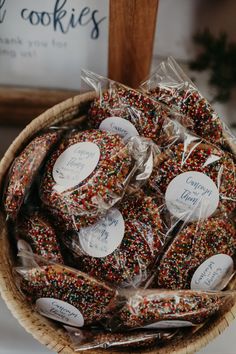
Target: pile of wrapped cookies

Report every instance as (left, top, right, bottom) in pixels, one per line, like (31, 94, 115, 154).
(3, 57, 236, 351)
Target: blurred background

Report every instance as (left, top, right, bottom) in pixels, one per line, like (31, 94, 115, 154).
(1, 0, 236, 353)
(153, 0, 236, 131)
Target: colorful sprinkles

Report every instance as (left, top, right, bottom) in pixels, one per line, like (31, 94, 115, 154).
(17, 212, 64, 264)
(19, 264, 117, 325)
(157, 217, 236, 289)
(88, 86, 167, 144)
(149, 142, 236, 213)
(40, 129, 132, 230)
(112, 290, 224, 329)
(3, 131, 60, 219)
(68, 194, 164, 286)
(146, 84, 224, 146)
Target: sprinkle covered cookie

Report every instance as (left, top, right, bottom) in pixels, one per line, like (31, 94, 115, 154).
(141, 57, 224, 146)
(147, 86, 224, 146)
(17, 212, 64, 264)
(112, 289, 224, 329)
(4, 131, 60, 218)
(88, 87, 167, 144)
(19, 264, 117, 326)
(157, 217, 236, 289)
(40, 129, 132, 229)
(68, 194, 164, 286)
(149, 142, 236, 215)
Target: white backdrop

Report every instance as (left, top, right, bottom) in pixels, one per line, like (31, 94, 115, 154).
(0, 0, 109, 90)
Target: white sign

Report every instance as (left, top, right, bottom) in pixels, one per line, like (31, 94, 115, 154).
(36, 298, 85, 327)
(165, 171, 219, 221)
(79, 208, 125, 258)
(53, 142, 100, 192)
(0, 0, 109, 89)
(191, 254, 234, 291)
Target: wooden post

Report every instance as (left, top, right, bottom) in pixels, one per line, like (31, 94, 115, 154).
(109, 0, 159, 88)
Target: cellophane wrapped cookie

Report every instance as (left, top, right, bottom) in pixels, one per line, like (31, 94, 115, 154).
(148, 128, 236, 220)
(107, 289, 233, 331)
(156, 215, 236, 290)
(16, 252, 118, 327)
(66, 326, 177, 351)
(15, 211, 64, 264)
(61, 192, 165, 288)
(141, 56, 235, 150)
(40, 129, 156, 231)
(3, 129, 62, 219)
(81, 69, 182, 146)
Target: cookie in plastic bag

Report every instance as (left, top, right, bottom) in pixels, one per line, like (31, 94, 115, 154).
(63, 193, 164, 287)
(16, 252, 118, 327)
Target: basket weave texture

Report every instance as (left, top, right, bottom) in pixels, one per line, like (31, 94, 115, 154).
(0, 92, 236, 354)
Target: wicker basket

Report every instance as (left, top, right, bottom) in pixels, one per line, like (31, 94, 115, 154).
(0, 92, 236, 354)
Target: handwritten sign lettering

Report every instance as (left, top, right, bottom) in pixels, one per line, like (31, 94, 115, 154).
(0, 0, 6, 23)
(20, 0, 106, 39)
(0, 0, 108, 89)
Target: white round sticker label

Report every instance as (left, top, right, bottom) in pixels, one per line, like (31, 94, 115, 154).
(143, 320, 194, 329)
(36, 298, 84, 327)
(99, 117, 139, 142)
(165, 171, 219, 221)
(191, 254, 234, 291)
(79, 208, 125, 258)
(53, 142, 100, 192)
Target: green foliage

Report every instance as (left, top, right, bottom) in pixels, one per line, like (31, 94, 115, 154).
(190, 29, 236, 102)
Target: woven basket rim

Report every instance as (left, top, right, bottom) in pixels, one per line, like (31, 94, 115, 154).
(0, 91, 236, 354)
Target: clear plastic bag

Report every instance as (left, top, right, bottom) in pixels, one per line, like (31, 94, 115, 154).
(40, 129, 156, 231)
(148, 129, 236, 220)
(3, 129, 62, 219)
(141, 57, 227, 148)
(155, 215, 236, 290)
(65, 326, 177, 351)
(15, 251, 118, 327)
(61, 191, 165, 288)
(16, 211, 64, 264)
(107, 289, 234, 331)
(81, 69, 171, 145)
